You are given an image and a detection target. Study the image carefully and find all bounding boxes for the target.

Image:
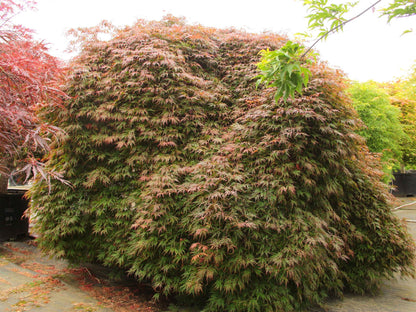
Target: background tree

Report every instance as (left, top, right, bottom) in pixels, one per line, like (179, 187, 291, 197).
(348, 81, 407, 175)
(0, 0, 67, 193)
(385, 64, 416, 169)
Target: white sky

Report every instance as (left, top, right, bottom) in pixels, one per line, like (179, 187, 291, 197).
(15, 0, 416, 82)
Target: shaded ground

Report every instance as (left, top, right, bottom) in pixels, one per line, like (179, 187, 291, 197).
(1, 197, 416, 311)
(0, 240, 158, 311)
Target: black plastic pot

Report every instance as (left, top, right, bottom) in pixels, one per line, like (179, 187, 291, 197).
(392, 172, 416, 197)
(0, 190, 29, 241)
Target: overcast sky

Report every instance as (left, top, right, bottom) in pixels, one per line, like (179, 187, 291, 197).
(15, 0, 416, 82)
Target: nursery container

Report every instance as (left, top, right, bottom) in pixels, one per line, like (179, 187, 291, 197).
(0, 190, 29, 241)
(392, 172, 416, 197)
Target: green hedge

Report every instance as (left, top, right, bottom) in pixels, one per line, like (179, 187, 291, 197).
(30, 16, 415, 312)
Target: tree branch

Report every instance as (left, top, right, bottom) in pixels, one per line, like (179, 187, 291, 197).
(301, 0, 382, 59)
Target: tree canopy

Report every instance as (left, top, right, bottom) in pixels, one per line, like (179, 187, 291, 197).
(0, 0, 66, 191)
(386, 64, 416, 169)
(349, 81, 406, 174)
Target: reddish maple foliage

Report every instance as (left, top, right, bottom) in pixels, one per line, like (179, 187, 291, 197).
(0, 0, 66, 188)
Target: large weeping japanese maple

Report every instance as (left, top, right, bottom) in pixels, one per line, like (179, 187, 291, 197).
(31, 17, 415, 312)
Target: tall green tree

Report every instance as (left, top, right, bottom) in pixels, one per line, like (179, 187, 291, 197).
(349, 81, 407, 174)
(385, 64, 416, 169)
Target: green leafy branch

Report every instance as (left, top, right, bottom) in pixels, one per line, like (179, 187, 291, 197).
(257, 0, 382, 102)
(302, 0, 359, 41)
(301, 0, 382, 57)
(383, 0, 416, 21)
(257, 42, 312, 102)
(382, 0, 416, 34)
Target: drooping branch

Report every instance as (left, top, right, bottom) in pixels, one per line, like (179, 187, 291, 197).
(0, 0, 68, 188)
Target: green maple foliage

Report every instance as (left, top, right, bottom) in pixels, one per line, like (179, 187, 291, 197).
(386, 66, 416, 169)
(30, 16, 415, 312)
(349, 81, 407, 174)
(257, 41, 312, 102)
